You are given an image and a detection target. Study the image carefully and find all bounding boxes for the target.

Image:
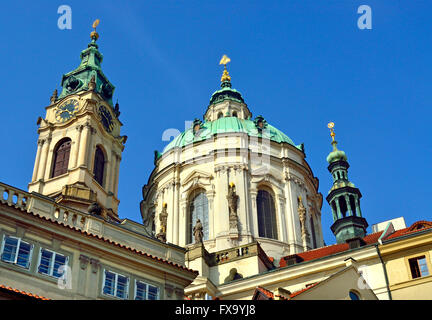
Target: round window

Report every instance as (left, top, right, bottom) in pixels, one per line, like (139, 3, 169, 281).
(349, 290, 360, 300)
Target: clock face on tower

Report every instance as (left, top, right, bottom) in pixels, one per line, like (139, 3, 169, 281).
(99, 105, 114, 132)
(55, 99, 79, 123)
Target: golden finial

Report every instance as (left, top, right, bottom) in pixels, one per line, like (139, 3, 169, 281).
(90, 19, 100, 41)
(327, 122, 336, 142)
(230, 182, 235, 187)
(219, 54, 231, 82)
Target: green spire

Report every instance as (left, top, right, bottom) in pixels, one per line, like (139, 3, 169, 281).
(325, 123, 368, 244)
(57, 20, 115, 106)
(326, 127, 347, 163)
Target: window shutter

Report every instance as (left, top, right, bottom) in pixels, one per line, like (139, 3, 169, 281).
(52, 139, 71, 178)
(93, 147, 105, 186)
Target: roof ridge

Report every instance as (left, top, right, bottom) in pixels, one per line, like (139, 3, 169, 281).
(0, 284, 50, 300)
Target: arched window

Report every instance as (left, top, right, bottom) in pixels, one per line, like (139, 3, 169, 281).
(93, 146, 105, 186)
(256, 189, 278, 239)
(349, 195, 357, 216)
(339, 196, 348, 218)
(51, 138, 71, 178)
(188, 189, 209, 244)
(232, 111, 238, 117)
(217, 112, 223, 119)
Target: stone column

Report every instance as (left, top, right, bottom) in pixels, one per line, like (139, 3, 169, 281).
(87, 127, 97, 170)
(109, 151, 117, 193)
(114, 154, 121, 196)
(39, 136, 52, 180)
(78, 123, 91, 167)
(206, 189, 215, 240)
(32, 139, 44, 181)
(284, 173, 302, 254)
(345, 195, 353, 216)
(335, 197, 342, 219)
(214, 165, 230, 241)
(166, 183, 175, 243)
(173, 178, 180, 245)
(277, 194, 288, 242)
(105, 150, 113, 192)
(355, 195, 362, 217)
(330, 203, 337, 221)
(233, 165, 250, 237)
(72, 125, 83, 168)
(249, 189, 258, 237)
(240, 166, 251, 236)
(179, 198, 188, 246)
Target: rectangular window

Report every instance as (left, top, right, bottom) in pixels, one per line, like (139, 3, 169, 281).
(0, 235, 33, 269)
(103, 270, 129, 299)
(135, 280, 159, 300)
(409, 256, 430, 279)
(38, 248, 68, 278)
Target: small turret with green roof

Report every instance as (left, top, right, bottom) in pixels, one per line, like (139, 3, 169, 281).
(325, 122, 368, 244)
(57, 19, 116, 107)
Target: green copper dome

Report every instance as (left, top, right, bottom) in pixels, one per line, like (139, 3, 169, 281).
(326, 149, 347, 163)
(209, 81, 245, 105)
(162, 116, 303, 155)
(326, 141, 347, 163)
(57, 35, 116, 106)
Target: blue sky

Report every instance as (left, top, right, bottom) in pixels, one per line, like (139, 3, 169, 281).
(0, 1, 430, 246)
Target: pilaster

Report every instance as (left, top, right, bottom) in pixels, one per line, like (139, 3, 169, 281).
(32, 139, 44, 181)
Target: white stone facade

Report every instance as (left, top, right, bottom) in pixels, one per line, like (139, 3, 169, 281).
(28, 90, 125, 216)
(141, 98, 324, 264)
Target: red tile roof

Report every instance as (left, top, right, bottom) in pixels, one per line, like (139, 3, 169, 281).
(253, 284, 319, 300)
(0, 284, 50, 300)
(14, 206, 199, 276)
(279, 231, 383, 268)
(254, 286, 274, 300)
(386, 221, 432, 240)
(274, 293, 289, 300)
(279, 220, 432, 268)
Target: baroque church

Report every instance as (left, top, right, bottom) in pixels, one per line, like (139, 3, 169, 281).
(0, 23, 431, 300)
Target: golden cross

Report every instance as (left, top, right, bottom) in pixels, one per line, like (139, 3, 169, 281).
(327, 122, 336, 141)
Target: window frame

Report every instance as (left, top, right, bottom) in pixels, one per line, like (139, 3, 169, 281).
(0, 235, 34, 269)
(256, 188, 278, 240)
(134, 280, 160, 300)
(51, 138, 72, 178)
(408, 255, 430, 279)
(188, 189, 209, 244)
(349, 290, 361, 300)
(93, 146, 106, 187)
(37, 247, 69, 279)
(102, 269, 130, 300)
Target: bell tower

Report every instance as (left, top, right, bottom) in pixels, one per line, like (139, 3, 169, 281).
(28, 20, 127, 221)
(325, 122, 368, 244)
